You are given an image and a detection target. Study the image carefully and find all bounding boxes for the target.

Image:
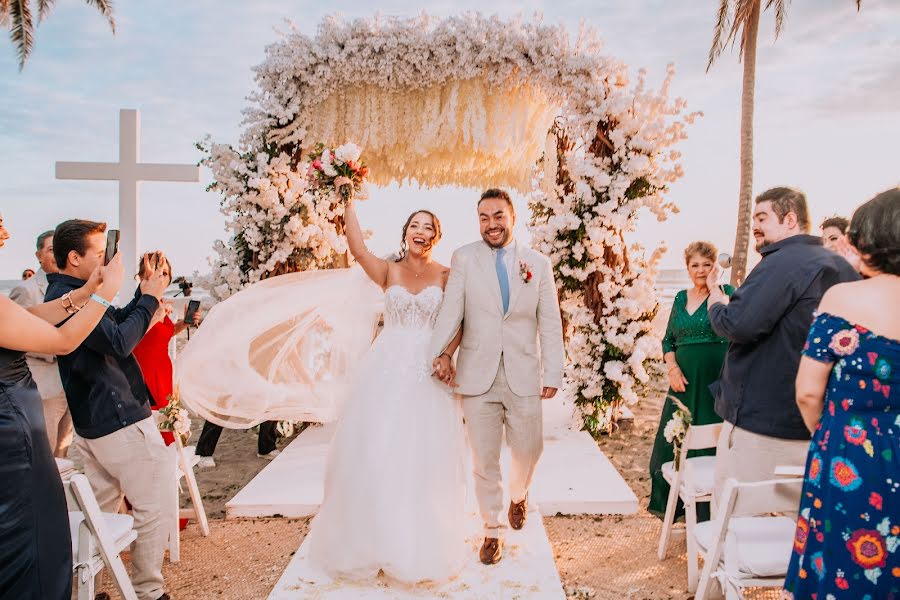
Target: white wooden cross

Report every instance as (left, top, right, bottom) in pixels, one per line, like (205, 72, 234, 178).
(56, 109, 200, 297)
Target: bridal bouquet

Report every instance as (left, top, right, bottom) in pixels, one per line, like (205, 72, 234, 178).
(160, 388, 192, 446)
(663, 395, 692, 469)
(308, 142, 369, 203)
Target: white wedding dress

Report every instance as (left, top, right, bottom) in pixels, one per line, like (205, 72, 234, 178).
(306, 284, 470, 583)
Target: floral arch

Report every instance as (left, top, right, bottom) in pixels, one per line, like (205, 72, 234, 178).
(201, 14, 697, 436)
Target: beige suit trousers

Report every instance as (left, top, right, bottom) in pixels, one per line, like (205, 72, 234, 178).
(463, 360, 543, 538)
(712, 421, 809, 516)
(75, 417, 174, 600)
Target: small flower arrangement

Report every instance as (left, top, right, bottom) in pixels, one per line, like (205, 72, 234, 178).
(663, 395, 692, 469)
(160, 387, 192, 446)
(308, 142, 369, 203)
(519, 260, 533, 284)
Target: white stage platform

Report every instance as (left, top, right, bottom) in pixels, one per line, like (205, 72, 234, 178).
(268, 506, 564, 600)
(226, 394, 638, 519)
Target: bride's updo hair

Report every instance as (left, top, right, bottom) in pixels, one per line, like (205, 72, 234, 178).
(398, 210, 442, 261)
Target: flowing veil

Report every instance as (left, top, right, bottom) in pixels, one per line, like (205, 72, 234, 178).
(174, 267, 384, 428)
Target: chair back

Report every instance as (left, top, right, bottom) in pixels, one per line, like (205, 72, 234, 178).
(683, 423, 722, 451)
(720, 477, 804, 518)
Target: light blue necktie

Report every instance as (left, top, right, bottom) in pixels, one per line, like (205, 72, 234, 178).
(496, 247, 510, 314)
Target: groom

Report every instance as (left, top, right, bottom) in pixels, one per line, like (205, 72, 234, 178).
(431, 188, 565, 565)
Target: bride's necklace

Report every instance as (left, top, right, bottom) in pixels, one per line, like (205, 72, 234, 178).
(403, 260, 429, 278)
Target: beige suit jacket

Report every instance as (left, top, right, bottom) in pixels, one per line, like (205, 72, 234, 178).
(430, 241, 565, 397)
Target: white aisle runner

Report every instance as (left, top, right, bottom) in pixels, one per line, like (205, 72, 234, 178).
(269, 508, 563, 599)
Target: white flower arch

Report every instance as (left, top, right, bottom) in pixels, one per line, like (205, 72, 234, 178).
(201, 13, 698, 435)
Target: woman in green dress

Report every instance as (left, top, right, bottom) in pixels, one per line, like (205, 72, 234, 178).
(648, 241, 733, 521)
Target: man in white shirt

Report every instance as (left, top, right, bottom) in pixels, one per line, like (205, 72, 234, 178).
(10, 229, 73, 457)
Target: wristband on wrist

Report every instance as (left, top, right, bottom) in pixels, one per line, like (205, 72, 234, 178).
(90, 294, 112, 309)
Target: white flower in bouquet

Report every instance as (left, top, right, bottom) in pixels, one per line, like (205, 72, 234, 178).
(334, 142, 362, 164)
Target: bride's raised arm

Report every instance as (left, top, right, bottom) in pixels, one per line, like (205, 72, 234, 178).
(344, 199, 390, 288)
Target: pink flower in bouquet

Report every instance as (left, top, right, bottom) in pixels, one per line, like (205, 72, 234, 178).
(312, 159, 323, 170)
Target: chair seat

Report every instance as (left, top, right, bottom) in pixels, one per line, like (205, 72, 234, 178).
(69, 511, 135, 558)
(661, 455, 716, 497)
(694, 516, 796, 577)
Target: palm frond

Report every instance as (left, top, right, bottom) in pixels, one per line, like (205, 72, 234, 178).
(83, 0, 115, 33)
(707, 0, 733, 70)
(0, 0, 11, 25)
(732, 0, 758, 59)
(766, 0, 787, 38)
(9, 0, 34, 71)
(37, 0, 55, 23)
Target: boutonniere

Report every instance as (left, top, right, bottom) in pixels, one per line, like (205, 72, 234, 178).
(519, 260, 533, 284)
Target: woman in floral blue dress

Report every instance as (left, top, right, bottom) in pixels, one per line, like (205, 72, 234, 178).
(784, 189, 900, 600)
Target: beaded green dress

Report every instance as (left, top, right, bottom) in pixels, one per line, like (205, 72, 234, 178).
(648, 286, 733, 520)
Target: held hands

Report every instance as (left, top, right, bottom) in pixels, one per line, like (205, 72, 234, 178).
(139, 253, 169, 300)
(432, 354, 458, 388)
(667, 364, 689, 393)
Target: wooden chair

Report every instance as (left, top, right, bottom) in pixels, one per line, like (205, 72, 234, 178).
(692, 477, 803, 600)
(66, 473, 139, 600)
(657, 422, 722, 592)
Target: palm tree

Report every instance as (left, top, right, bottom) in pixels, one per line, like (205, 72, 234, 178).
(1, 0, 115, 70)
(708, 0, 861, 285)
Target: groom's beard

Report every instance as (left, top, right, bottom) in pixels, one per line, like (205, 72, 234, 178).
(482, 229, 512, 249)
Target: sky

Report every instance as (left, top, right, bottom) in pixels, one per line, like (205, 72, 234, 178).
(1, 0, 898, 280)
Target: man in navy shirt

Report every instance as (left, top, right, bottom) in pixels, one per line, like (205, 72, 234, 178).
(707, 188, 859, 509)
(45, 220, 173, 600)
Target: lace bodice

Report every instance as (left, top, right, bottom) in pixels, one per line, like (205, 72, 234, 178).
(383, 285, 443, 330)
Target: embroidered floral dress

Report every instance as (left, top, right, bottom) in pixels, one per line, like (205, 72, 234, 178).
(783, 313, 899, 599)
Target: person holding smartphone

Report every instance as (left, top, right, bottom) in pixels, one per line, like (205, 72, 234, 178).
(45, 221, 174, 600)
(133, 252, 200, 446)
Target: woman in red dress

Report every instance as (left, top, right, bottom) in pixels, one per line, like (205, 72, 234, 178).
(133, 253, 198, 444)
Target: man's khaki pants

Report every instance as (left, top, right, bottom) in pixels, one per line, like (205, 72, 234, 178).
(41, 392, 72, 457)
(463, 360, 543, 538)
(76, 417, 174, 600)
(712, 421, 809, 516)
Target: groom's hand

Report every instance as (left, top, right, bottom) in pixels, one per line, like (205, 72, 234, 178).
(541, 387, 558, 400)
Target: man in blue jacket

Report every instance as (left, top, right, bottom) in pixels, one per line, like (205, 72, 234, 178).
(45, 219, 173, 600)
(707, 187, 859, 509)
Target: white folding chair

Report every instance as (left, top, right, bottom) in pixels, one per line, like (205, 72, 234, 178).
(657, 422, 722, 592)
(692, 477, 803, 600)
(66, 473, 139, 600)
(151, 411, 210, 563)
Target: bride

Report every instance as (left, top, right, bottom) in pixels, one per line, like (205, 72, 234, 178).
(305, 200, 470, 583)
(176, 199, 471, 582)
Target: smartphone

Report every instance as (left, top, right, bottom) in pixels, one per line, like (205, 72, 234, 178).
(104, 230, 120, 266)
(184, 300, 201, 326)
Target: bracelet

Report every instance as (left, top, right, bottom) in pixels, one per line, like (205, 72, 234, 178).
(90, 294, 112, 309)
(61, 292, 80, 315)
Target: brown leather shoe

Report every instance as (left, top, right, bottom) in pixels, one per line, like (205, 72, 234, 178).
(509, 496, 527, 530)
(479, 537, 503, 565)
